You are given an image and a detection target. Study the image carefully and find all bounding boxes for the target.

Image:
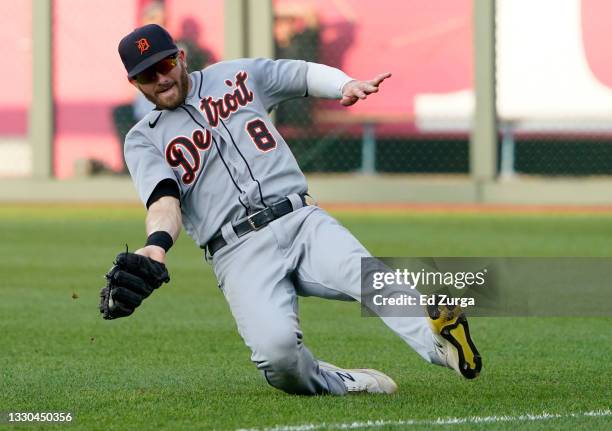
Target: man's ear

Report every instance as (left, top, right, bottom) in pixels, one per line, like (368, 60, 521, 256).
(178, 49, 187, 67)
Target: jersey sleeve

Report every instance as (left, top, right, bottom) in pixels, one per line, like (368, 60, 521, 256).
(247, 58, 308, 111)
(124, 129, 178, 207)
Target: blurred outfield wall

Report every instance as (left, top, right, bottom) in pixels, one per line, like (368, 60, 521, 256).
(3, 0, 612, 204)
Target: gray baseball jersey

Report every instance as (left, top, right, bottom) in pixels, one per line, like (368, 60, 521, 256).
(124, 58, 310, 246)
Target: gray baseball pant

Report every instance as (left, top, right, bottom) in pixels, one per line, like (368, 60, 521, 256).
(211, 200, 438, 395)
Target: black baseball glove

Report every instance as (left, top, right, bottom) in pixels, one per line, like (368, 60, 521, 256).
(99, 251, 170, 320)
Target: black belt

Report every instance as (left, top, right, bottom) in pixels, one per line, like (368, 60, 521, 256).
(204, 195, 307, 256)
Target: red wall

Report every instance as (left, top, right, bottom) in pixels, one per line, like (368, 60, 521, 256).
(0, 1, 31, 135)
(581, 0, 612, 88)
(282, 0, 473, 115)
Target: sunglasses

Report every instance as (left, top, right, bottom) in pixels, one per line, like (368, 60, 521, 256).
(133, 54, 179, 84)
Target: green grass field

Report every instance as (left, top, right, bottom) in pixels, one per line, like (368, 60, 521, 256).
(1, 206, 611, 430)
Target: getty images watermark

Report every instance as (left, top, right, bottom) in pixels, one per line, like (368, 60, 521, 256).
(371, 267, 487, 308)
(361, 257, 612, 317)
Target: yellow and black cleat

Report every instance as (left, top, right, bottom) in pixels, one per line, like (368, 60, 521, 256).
(427, 302, 482, 379)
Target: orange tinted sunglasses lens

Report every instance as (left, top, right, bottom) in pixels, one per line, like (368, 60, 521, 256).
(135, 55, 178, 84)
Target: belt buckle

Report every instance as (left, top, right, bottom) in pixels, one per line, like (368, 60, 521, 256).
(247, 209, 263, 230)
(246, 207, 274, 231)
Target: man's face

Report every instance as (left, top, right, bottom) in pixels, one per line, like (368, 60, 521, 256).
(130, 50, 190, 110)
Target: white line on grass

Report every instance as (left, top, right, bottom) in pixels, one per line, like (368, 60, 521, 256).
(236, 409, 612, 431)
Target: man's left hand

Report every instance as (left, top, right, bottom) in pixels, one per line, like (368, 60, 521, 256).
(340, 72, 392, 106)
(99, 251, 170, 320)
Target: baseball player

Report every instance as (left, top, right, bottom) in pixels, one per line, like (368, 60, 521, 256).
(100, 24, 481, 396)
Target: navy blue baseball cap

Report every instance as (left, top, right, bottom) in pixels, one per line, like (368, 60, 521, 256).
(118, 24, 179, 79)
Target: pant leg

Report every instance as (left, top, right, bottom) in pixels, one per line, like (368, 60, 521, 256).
(211, 226, 347, 395)
(290, 207, 438, 364)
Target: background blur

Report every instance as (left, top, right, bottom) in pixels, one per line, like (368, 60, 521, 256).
(3, 0, 612, 204)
